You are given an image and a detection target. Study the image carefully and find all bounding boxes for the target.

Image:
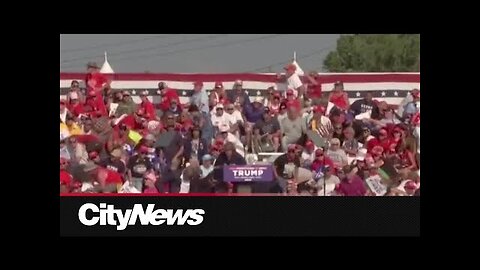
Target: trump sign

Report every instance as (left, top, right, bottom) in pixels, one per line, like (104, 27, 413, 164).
(223, 165, 274, 182)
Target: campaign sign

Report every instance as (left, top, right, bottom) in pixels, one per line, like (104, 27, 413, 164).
(223, 165, 274, 182)
(365, 175, 387, 196)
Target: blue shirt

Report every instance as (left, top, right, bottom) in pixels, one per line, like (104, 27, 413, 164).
(403, 102, 418, 116)
(244, 103, 264, 123)
(190, 90, 209, 115)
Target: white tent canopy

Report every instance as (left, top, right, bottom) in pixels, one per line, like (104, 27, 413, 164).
(100, 51, 115, 74)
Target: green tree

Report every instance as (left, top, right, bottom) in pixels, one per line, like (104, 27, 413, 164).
(323, 34, 420, 72)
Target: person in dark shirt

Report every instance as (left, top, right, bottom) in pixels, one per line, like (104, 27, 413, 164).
(161, 112, 185, 167)
(350, 91, 378, 117)
(244, 97, 265, 124)
(213, 142, 247, 193)
(127, 146, 153, 192)
(154, 157, 183, 193)
(268, 144, 301, 193)
(189, 107, 214, 150)
(253, 107, 282, 152)
(227, 80, 251, 107)
(99, 148, 126, 176)
(183, 126, 208, 162)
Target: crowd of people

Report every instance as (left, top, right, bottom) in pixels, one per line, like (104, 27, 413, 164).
(60, 62, 420, 196)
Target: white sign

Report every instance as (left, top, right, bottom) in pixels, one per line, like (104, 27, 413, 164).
(109, 103, 119, 117)
(365, 175, 387, 196)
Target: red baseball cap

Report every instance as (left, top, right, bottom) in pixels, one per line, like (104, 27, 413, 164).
(88, 90, 96, 97)
(284, 63, 296, 72)
(286, 89, 294, 96)
(273, 92, 281, 98)
(404, 181, 417, 190)
(313, 105, 325, 114)
(193, 81, 203, 87)
(214, 82, 223, 88)
(379, 129, 388, 136)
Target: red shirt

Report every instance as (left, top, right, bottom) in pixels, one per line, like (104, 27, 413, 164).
(286, 99, 301, 112)
(68, 103, 85, 117)
(118, 115, 144, 130)
(158, 89, 180, 111)
(60, 170, 73, 186)
(105, 169, 123, 185)
(140, 100, 156, 120)
(84, 97, 107, 117)
(86, 72, 108, 94)
(97, 167, 123, 185)
(306, 83, 322, 99)
(330, 92, 349, 111)
(337, 176, 366, 196)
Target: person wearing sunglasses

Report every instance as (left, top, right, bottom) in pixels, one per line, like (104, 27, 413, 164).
(326, 138, 348, 170)
(68, 80, 85, 104)
(269, 144, 301, 193)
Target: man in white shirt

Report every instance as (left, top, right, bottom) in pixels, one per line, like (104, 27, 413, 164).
(224, 103, 244, 139)
(317, 165, 340, 196)
(282, 64, 306, 98)
(218, 124, 245, 157)
(210, 104, 231, 133)
(326, 138, 348, 169)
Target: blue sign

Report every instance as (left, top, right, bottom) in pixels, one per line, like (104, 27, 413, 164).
(223, 165, 274, 182)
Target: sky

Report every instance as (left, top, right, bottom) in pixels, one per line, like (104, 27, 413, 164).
(60, 34, 340, 73)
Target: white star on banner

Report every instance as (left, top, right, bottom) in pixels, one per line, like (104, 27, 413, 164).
(356, 92, 361, 97)
(394, 91, 398, 96)
(131, 90, 136, 95)
(256, 91, 261, 96)
(381, 91, 386, 97)
(182, 91, 187, 96)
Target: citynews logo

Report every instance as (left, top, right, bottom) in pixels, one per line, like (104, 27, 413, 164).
(78, 203, 205, 231)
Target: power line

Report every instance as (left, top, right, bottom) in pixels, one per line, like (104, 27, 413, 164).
(61, 34, 228, 66)
(62, 34, 285, 71)
(247, 43, 336, 73)
(60, 35, 177, 54)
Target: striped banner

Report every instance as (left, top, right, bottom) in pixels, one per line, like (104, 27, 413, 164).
(60, 72, 420, 105)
